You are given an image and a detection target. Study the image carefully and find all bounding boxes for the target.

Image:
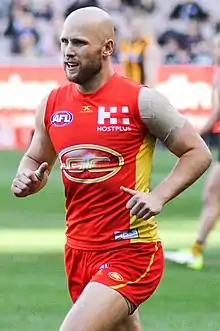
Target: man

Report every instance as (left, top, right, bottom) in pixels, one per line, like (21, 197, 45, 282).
(11, 7, 211, 331)
(165, 34, 220, 270)
(119, 18, 160, 87)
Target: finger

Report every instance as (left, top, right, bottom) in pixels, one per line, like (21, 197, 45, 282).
(37, 162, 49, 174)
(136, 207, 150, 219)
(23, 169, 38, 183)
(11, 183, 30, 197)
(29, 172, 39, 183)
(130, 201, 145, 216)
(35, 162, 49, 181)
(12, 180, 28, 191)
(143, 211, 154, 220)
(126, 196, 138, 209)
(13, 188, 29, 197)
(18, 174, 32, 186)
(121, 186, 137, 196)
(11, 186, 22, 195)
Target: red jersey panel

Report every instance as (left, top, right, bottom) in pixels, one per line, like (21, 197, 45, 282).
(45, 73, 159, 250)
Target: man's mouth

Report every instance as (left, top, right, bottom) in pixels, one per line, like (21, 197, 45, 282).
(65, 62, 79, 69)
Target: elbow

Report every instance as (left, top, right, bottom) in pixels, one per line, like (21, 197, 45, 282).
(200, 146, 212, 170)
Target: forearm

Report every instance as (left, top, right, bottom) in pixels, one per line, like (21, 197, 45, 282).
(17, 154, 41, 173)
(151, 148, 212, 205)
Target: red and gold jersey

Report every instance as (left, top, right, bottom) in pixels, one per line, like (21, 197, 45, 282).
(45, 73, 159, 250)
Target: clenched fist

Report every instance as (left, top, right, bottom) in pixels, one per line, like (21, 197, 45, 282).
(121, 186, 163, 220)
(11, 162, 48, 198)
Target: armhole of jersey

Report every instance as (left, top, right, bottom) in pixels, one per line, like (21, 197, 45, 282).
(132, 85, 149, 136)
(44, 88, 59, 131)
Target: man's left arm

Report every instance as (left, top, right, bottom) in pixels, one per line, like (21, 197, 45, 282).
(139, 87, 212, 204)
(121, 87, 212, 220)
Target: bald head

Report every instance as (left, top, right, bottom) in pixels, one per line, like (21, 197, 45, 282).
(60, 7, 115, 86)
(64, 7, 115, 43)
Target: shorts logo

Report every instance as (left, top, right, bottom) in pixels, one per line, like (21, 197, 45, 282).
(99, 263, 110, 269)
(59, 144, 124, 184)
(108, 272, 124, 282)
(51, 111, 73, 127)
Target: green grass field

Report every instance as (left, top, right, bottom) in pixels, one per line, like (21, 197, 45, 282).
(0, 149, 220, 331)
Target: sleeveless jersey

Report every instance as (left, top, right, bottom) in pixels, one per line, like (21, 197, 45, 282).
(45, 73, 159, 250)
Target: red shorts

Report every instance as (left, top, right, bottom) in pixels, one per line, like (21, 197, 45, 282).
(64, 242, 164, 309)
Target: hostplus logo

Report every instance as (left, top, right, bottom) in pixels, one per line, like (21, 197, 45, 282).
(97, 106, 131, 132)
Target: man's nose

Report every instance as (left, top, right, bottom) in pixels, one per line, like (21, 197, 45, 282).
(65, 43, 76, 57)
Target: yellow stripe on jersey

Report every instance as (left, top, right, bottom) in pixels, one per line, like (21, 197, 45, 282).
(130, 135, 159, 243)
(111, 242, 158, 290)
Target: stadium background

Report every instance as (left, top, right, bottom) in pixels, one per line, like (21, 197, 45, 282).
(0, 1, 220, 330)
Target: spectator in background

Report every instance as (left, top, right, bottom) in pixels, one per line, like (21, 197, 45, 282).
(184, 19, 203, 50)
(121, 0, 156, 11)
(170, 0, 209, 21)
(139, 0, 156, 13)
(64, 0, 100, 18)
(119, 18, 160, 86)
(121, 0, 136, 6)
(34, 3, 54, 21)
(162, 36, 182, 64)
(4, 4, 40, 55)
(158, 19, 210, 65)
(158, 29, 190, 64)
(101, 0, 122, 11)
(215, 22, 220, 34)
(191, 40, 213, 65)
(18, 28, 40, 57)
(163, 38, 190, 64)
(17, 12, 40, 55)
(4, 0, 32, 53)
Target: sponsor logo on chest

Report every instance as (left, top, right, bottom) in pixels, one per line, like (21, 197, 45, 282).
(51, 105, 131, 132)
(97, 106, 131, 132)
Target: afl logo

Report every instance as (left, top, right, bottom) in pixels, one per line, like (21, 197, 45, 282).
(51, 111, 73, 127)
(59, 144, 124, 184)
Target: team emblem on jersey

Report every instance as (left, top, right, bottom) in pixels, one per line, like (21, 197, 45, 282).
(108, 272, 124, 282)
(51, 110, 73, 127)
(59, 144, 124, 184)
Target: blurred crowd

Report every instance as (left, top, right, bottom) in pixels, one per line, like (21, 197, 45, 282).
(1, 0, 220, 85)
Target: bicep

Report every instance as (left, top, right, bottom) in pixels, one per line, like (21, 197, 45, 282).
(139, 87, 208, 156)
(164, 121, 209, 158)
(25, 95, 57, 169)
(139, 87, 186, 143)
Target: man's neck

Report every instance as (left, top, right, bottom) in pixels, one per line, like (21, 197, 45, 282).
(76, 66, 115, 94)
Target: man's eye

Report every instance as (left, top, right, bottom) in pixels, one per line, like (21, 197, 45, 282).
(61, 38, 68, 44)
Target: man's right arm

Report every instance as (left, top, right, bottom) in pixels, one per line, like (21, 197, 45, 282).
(11, 94, 57, 197)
